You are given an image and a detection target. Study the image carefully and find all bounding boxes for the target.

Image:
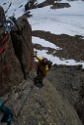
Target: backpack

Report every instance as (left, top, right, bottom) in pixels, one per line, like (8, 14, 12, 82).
(47, 60, 52, 69)
(0, 100, 13, 123)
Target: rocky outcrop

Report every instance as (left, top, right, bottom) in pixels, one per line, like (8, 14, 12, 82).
(25, 0, 70, 11)
(0, 33, 24, 96)
(0, 6, 5, 24)
(37, 0, 54, 8)
(51, 3, 71, 9)
(75, 98, 84, 125)
(25, 0, 37, 11)
(0, 6, 33, 96)
(36, 0, 70, 9)
(75, 83, 84, 125)
(0, 6, 5, 38)
(10, 16, 33, 79)
(1, 78, 82, 125)
(47, 65, 84, 105)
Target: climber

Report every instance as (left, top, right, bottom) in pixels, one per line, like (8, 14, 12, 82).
(33, 54, 52, 86)
(0, 100, 13, 125)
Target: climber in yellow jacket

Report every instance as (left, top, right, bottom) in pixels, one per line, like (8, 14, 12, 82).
(33, 54, 49, 85)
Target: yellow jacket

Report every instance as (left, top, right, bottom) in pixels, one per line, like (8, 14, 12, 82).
(35, 56, 49, 75)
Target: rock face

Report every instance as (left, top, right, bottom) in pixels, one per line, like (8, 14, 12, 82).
(10, 16, 33, 79)
(47, 65, 84, 105)
(1, 78, 82, 125)
(46, 65, 84, 125)
(0, 6, 5, 38)
(0, 6, 5, 23)
(51, 3, 71, 9)
(0, 6, 33, 96)
(0, 36, 24, 96)
(75, 83, 84, 125)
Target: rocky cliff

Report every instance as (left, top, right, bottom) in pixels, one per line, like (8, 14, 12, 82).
(1, 76, 82, 125)
(0, 6, 33, 96)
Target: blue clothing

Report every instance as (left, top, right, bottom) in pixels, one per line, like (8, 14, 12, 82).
(0, 100, 13, 125)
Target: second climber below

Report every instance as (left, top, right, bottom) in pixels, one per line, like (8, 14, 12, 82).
(33, 54, 50, 86)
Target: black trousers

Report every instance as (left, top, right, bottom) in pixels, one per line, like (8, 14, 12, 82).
(37, 68, 43, 76)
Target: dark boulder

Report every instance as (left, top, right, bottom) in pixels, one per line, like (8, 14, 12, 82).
(25, 0, 37, 11)
(51, 3, 71, 9)
(0, 6, 5, 24)
(10, 16, 33, 79)
(75, 83, 84, 125)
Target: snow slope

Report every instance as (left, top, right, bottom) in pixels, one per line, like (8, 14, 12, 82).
(0, 0, 84, 68)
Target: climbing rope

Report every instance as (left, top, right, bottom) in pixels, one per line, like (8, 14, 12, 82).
(0, 33, 9, 55)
